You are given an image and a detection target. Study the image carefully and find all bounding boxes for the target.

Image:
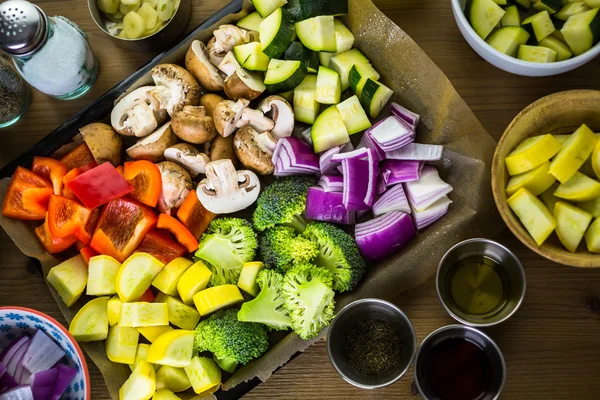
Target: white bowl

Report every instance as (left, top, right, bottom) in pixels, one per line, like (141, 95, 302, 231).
(451, 0, 600, 76)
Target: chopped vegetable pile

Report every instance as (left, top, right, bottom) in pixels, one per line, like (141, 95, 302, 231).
(466, 0, 600, 63)
(1, 0, 454, 398)
(0, 329, 78, 400)
(505, 124, 600, 253)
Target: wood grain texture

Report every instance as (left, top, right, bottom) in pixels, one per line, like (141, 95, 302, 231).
(1, 0, 600, 399)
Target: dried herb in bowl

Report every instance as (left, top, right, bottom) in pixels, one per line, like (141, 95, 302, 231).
(344, 319, 403, 376)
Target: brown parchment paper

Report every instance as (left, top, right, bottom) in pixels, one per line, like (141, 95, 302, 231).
(0, 0, 502, 398)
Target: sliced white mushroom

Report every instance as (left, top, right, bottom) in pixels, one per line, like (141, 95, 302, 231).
(111, 86, 161, 137)
(149, 64, 201, 117)
(185, 40, 225, 92)
(213, 99, 249, 137)
(233, 126, 276, 175)
(126, 122, 179, 162)
(196, 159, 261, 214)
(164, 143, 211, 177)
(157, 161, 193, 216)
(217, 51, 242, 77)
(235, 108, 275, 133)
(224, 68, 266, 102)
(258, 95, 295, 139)
(208, 25, 259, 67)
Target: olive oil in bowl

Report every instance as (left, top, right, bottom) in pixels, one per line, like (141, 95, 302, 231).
(436, 239, 526, 327)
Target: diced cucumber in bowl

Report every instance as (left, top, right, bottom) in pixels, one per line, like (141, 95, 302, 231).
(517, 44, 557, 62)
(522, 11, 556, 42)
(561, 8, 600, 55)
(466, 0, 506, 39)
(486, 26, 530, 57)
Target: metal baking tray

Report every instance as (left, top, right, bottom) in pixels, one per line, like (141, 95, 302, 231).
(0, 0, 285, 397)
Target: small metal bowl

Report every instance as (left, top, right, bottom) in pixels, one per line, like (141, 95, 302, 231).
(327, 298, 417, 389)
(414, 325, 506, 400)
(436, 238, 526, 327)
(88, 0, 191, 52)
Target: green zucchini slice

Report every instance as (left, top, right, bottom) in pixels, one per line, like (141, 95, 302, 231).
(466, 0, 506, 39)
(260, 7, 296, 59)
(486, 26, 531, 56)
(253, 0, 288, 18)
(295, 16, 337, 52)
(517, 44, 557, 61)
(264, 59, 308, 93)
(555, 2, 591, 21)
(539, 35, 573, 60)
(294, 75, 320, 124)
(311, 105, 350, 153)
(359, 79, 394, 119)
(522, 11, 556, 42)
(501, 5, 521, 26)
(329, 48, 371, 91)
(315, 66, 341, 105)
(234, 42, 270, 71)
(284, 41, 319, 72)
(336, 95, 371, 135)
(237, 12, 263, 32)
(561, 8, 600, 55)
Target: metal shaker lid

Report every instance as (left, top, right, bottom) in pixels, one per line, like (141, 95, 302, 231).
(0, 0, 48, 56)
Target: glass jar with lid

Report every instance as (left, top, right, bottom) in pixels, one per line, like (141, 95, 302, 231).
(0, 0, 98, 100)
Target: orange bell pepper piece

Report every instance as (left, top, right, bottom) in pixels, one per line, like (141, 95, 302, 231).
(2, 167, 53, 220)
(139, 288, 156, 303)
(31, 157, 67, 195)
(156, 214, 199, 253)
(135, 229, 186, 265)
(75, 207, 101, 248)
(123, 161, 162, 208)
(176, 191, 216, 239)
(60, 143, 97, 171)
(35, 218, 77, 254)
(90, 197, 157, 262)
(116, 165, 124, 176)
(79, 246, 99, 266)
(61, 168, 80, 200)
(47, 195, 92, 244)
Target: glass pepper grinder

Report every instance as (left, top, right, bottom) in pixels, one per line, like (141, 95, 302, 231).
(0, 55, 30, 128)
(0, 0, 98, 100)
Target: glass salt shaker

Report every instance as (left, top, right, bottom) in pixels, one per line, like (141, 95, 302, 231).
(0, 0, 98, 100)
(0, 55, 29, 128)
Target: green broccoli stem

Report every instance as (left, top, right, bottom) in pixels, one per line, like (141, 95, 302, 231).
(213, 354, 238, 373)
(285, 214, 309, 232)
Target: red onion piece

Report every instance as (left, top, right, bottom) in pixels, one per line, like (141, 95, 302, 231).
(372, 184, 411, 216)
(355, 211, 416, 261)
(306, 187, 355, 225)
(385, 143, 443, 161)
(381, 160, 424, 186)
(404, 166, 453, 212)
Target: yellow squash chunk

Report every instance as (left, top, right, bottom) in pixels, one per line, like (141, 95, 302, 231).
(107, 295, 122, 326)
(87, 255, 121, 296)
(69, 296, 110, 342)
(46, 254, 88, 307)
(554, 202, 593, 252)
(552, 134, 569, 145)
(153, 389, 181, 400)
(116, 253, 165, 302)
(505, 161, 556, 197)
(106, 325, 140, 364)
(591, 141, 600, 179)
(130, 343, 156, 372)
(155, 293, 200, 330)
(549, 124, 596, 183)
(237, 261, 264, 296)
(193, 285, 244, 317)
(184, 356, 221, 395)
(120, 302, 169, 327)
(554, 171, 600, 202)
(147, 330, 194, 368)
(505, 134, 562, 175)
(153, 258, 194, 296)
(119, 361, 156, 400)
(177, 261, 212, 305)
(507, 188, 556, 246)
(137, 326, 174, 343)
(539, 182, 560, 215)
(585, 218, 600, 253)
(579, 196, 600, 217)
(156, 365, 192, 393)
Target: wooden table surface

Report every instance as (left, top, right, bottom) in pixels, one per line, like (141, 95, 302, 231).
(1, 0, 600, 399)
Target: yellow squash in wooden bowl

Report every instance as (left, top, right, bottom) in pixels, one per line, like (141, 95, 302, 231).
(492, 90, 600, 268)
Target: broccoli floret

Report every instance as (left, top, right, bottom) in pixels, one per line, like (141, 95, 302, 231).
(238, 269, 291, 330)
(194, 308, 269, 365)
(259, 226, 319, 272)
(282, 263, 335, 340)
(252, 176, 316, 232)
(195, 218, 257, 286)
(302, 222, 366, 293)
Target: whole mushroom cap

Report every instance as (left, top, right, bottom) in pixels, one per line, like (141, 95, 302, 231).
(171, 106, 217, 144)
(233, 126, 276, 175)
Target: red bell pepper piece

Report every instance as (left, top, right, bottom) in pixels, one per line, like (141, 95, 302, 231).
(139, 288, 155, 303)
(35, 218, 77, 254)
(60, 143, 97, 171)
(123, 161, 162, 208)
(47, 195, 92, 244)
(67, 162, 134, 209)
(135, 229, 186, 265)
(31, 157, 67, 195)
(156, 214, 199, 253)
(79, 246, 99, 266)
(90, 197, 157, 262)
(2, 167, 53, 220)
(176, 191, 216, 239)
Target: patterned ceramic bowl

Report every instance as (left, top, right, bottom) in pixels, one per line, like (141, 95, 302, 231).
(0, 307, 90, 400)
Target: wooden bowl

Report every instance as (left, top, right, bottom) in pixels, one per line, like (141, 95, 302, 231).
(492, 90, 600, 268)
